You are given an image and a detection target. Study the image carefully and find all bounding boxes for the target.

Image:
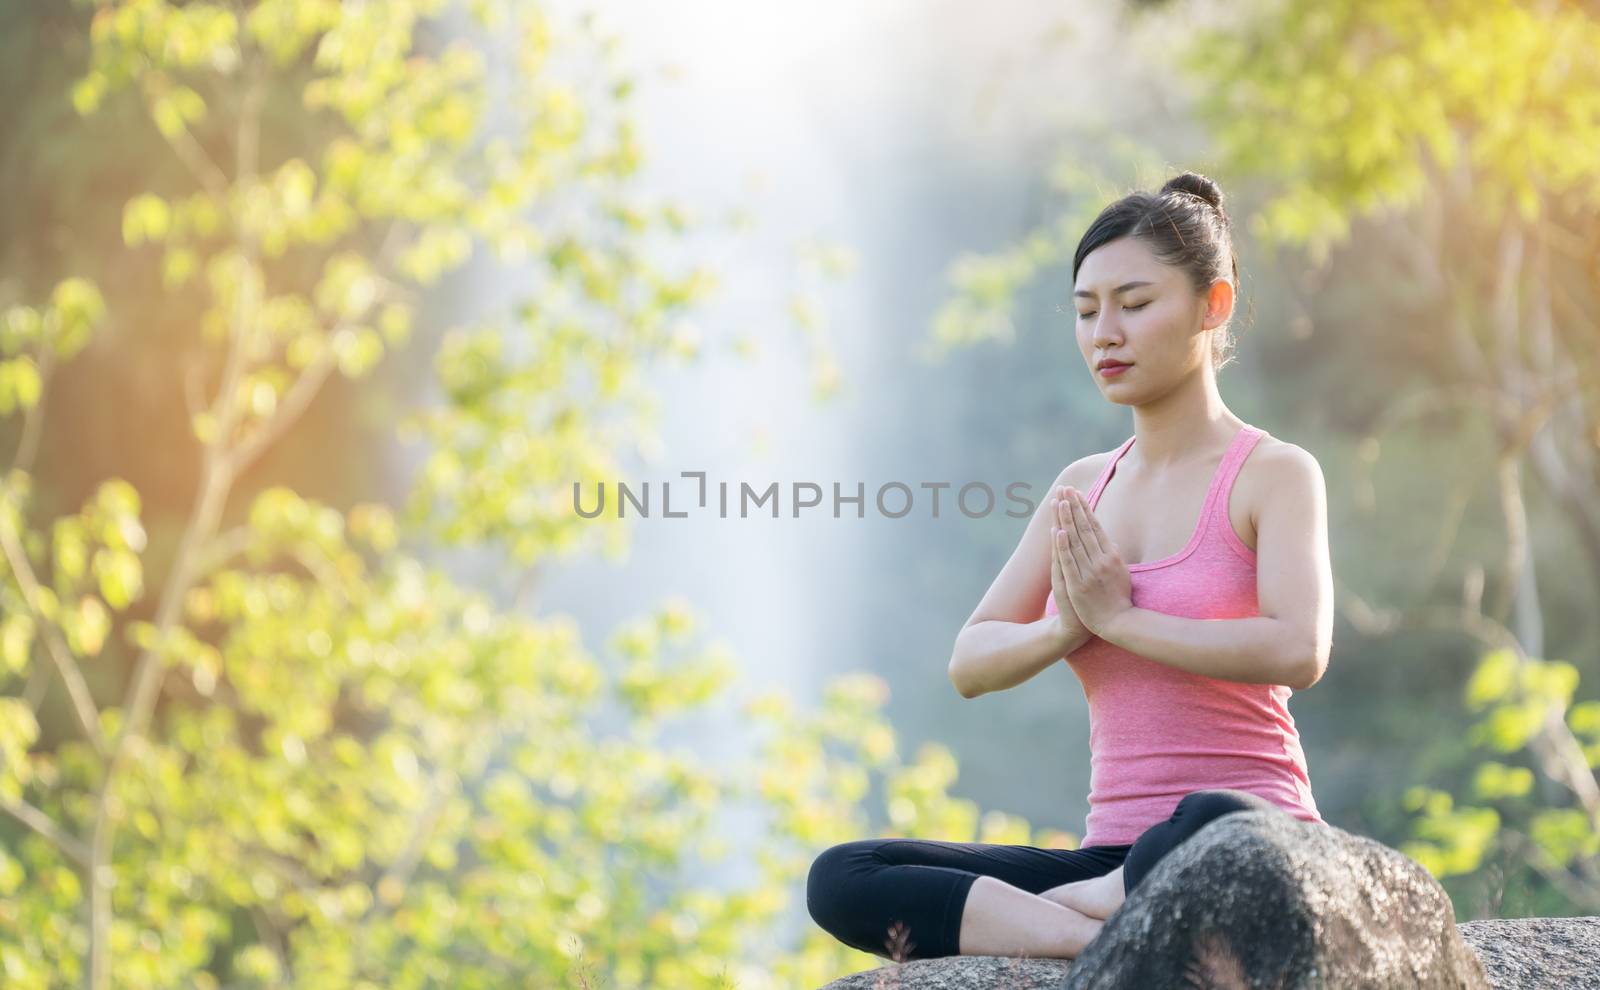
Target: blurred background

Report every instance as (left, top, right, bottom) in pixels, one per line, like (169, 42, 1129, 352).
(1, 0, 1598, 987)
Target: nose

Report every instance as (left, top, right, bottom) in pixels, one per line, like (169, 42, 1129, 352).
(1092, 313, 1124, 349)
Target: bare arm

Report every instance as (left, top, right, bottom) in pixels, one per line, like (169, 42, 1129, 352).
(949, 464, 1097, 699)
(1094, 445, 1333, 689)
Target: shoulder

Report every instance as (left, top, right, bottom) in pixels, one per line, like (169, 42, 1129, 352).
(1240, 433, 1326, 515)
(1050, 443, 1122, 496)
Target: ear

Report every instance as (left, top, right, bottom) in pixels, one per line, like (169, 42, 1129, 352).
(1203, 278, 1234, 330)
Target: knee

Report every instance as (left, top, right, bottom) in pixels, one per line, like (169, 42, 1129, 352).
(1123, 791, 1274, 894)
(1174, 788, 1279, 829)
(806, 840, 876, 933)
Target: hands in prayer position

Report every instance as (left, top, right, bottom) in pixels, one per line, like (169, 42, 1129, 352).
(1048, 486, 1134, 641)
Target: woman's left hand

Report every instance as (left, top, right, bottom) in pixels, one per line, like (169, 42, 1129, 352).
(1051, 486, 1133, 638)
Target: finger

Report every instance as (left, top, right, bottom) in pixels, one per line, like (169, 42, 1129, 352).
(1061, 488, 1080, 542)
(1053, 522, 1069, 579)
(1075, 489, 1115, 558)
(1063, 504, 1093, 577)
(1052, 525, 1076, 596)
(1070, 491, 1106, 559)
(1060, 489, 1091, 581)
(1060, 513, 1089, 583)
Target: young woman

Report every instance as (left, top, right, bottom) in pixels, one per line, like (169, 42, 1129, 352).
(806, 171, 1334, 961)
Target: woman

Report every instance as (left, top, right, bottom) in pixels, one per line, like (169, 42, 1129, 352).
(806, 171, 1334, 962)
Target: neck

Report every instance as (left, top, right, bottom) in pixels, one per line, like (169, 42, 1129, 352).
(1125, 372, 1240, 469)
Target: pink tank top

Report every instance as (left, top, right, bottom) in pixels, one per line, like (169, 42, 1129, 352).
(1043, 423, 1325, 846)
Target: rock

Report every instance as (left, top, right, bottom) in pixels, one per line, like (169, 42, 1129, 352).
(1054, 810, 1489, 988)
(1457, 916, 1600, 989)
(820, 811, 1600, 988)
(818, 954, 1072, 989)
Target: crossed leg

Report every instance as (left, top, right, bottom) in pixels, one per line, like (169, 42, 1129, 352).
(1039, 864, 1125, 920)
(806, 836, 1129, 960)
(1040, 789, 1288, 923)
(956, 873, 1113, 958)
(807, 789, 1286, 961)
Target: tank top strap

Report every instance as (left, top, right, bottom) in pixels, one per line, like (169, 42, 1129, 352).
(1087, 435, 1137, 509)
(1204, 424, 1265, 526)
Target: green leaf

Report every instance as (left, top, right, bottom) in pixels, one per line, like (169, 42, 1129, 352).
(0, 358, 42, 413)
(1, 306, 42, 353)
(94, 548, 144, 610)
(1521, 659, 1579, 707)
(71, 74, 105, 116)
(1465, 648, 1517, 711)
(0, 849, 23, 896)
(123, 194, 171, 246)
(1471, 699, 1546, 753)
(1529, 808, 1600, 867)
(0, 614, 33, 674)
(50, 277, 105, 358)
(53, 518, 88, 583)
(0, 697, 40, 760)
(162, 247, 198, 290)
(65, 595, 110, 657)
(1568, 701, 1600, 738)
(332, 327, 383, 379)
(1470, 760, 1533, 800)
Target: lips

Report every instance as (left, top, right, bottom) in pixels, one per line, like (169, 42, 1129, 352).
(1099, 362, 1131, 377)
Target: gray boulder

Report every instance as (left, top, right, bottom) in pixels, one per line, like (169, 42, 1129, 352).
(819, 955, 1072, 989)
(821, 812, 1597, 988)
(1458, 916, 1600, 989)
(1055, 810, 1488, 988)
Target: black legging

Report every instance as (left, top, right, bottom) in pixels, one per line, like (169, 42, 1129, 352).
(805, 788, 1282, 960)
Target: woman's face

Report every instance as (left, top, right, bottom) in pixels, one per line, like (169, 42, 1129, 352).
(1072, 236, 1231, 404)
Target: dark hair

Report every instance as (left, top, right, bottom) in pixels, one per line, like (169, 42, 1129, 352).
(1071, 171, 1249, 372)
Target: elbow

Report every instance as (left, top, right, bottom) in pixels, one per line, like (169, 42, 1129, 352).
(1286, 652, 1326, 691)
(948, 633, 983, 699)
(947, 657, 981, 699)
(1276, 622, 1328, 690)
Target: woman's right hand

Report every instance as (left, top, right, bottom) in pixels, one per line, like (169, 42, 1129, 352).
(1048, 489, 1093, 649)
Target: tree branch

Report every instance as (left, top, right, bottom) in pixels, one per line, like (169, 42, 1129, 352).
(374, 766, 457, 902)
(21, 655, 50, 709)
(87, 50, 268, 990)
(190, 525, 253, 583)
(1500, 828, 1600, 913)
(0, 514, 105, 753)
(226, 223, 407, 477)
(145, 73, 230, 201)
(1535, 704, 1600, 833)
(1334, 576, 1523, 656)
(225, 347, 336, 477)
(0, 793, 90, 866)
(9, 346, 53, 474)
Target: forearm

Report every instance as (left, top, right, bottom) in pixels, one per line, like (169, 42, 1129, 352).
(949, 617, 1091, 698)
(1098, 607, 1310, 687)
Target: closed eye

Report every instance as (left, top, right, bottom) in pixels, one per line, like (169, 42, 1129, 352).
(1077, 301, 1150, 320)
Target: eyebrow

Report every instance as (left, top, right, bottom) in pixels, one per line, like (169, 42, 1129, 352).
(1074, 280, 1153, 299)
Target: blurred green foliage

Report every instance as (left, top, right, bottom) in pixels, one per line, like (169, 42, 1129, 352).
(1403, 648, 1600, 883)
(0, 1, 961, 987)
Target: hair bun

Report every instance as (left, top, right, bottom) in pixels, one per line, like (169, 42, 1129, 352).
(1160, 171, 1226, 219)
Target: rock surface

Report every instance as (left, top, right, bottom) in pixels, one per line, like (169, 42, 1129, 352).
(1457, 916, 1600, 989)
(820, 812, 1599, 988)
(819, 955, 1072, 990)
(1056, 810, 1488, 988)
